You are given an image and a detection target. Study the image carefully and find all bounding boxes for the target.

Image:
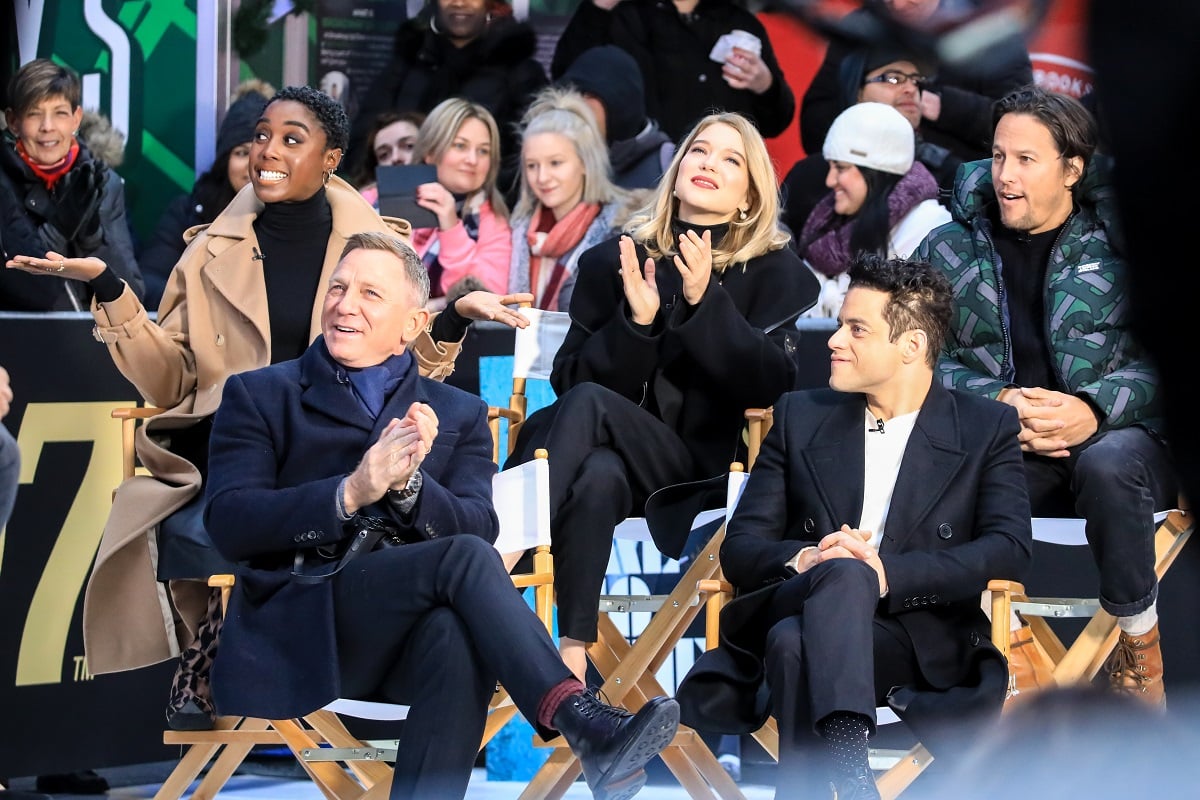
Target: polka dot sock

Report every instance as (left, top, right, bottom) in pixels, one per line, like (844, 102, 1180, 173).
(818, 710, 872, 777)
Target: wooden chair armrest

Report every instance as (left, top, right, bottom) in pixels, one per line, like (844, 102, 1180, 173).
(112, 406, 167, 420)
(488, 407, 523, 424)
(743, 408, 772, 423)
(697, 579, 734, 595)
(987, 579, 1026, 594)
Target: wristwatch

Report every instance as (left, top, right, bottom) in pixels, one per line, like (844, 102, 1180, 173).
(387, 471, 423, 505)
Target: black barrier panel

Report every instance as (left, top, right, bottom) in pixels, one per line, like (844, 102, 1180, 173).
(0, 313, 176, 775)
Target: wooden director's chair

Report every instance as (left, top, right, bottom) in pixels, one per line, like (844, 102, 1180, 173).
(690, 408, 932, 800)
(491, 306, 754, 799)
(112, 401, 555, 800)
(988, 501, 1193, 699)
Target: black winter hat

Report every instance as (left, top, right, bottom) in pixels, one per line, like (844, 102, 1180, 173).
(559, 45, 647, 144)
(216, 92, 269, 159)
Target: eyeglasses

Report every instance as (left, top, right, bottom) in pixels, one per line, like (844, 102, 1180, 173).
(863, 70, 927, 89)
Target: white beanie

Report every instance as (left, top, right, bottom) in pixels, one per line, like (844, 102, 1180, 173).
(822, 102, 915, 176)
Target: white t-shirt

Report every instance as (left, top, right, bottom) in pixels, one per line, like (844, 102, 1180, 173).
(859, 407, 919, 549)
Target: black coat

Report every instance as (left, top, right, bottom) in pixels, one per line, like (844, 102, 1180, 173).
(549, 233, 818, 479)
(205, 338, 497, 719)
(349, 14, 548, 192)
(552, 0, 795, 142)
(0, 137, 144, 310)
(676, 386, 1032, 747)
(138, 192, 206, 312)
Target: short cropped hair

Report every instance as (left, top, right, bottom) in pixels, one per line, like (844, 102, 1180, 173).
(269, 85, 349, 153)
(339, 231, 429, 307)
(847, 252, 953, 368)
(8, 59, 82, 115)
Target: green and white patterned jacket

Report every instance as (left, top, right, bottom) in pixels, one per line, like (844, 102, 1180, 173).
(915, 156, 1162, 437)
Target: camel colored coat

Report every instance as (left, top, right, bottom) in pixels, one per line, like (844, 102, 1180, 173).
(82, 176, 461, 674)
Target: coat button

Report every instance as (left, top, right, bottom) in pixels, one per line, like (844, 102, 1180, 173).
(293, 534, 302, 542)
(698, 74, 707, 82)
(970, 631, 981, 646)
(804, 518, 815, 534)
(931, 594, 939, 604)
(903, 599, 911, 609)
(938, 523, 953, 540)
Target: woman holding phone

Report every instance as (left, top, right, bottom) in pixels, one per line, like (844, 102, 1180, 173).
(408, 98, 512, 308)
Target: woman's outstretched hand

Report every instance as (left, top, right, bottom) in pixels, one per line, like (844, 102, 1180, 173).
(453, 291, 535, 329)
(6, 251, 107, 282)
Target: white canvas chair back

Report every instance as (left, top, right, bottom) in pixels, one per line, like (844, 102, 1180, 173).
(492, 455, 552, 558)
(513, 307, 572, 382)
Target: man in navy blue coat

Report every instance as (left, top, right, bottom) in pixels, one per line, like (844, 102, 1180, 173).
(203, 231, 679, 800)
(676, 254, 1033, 800)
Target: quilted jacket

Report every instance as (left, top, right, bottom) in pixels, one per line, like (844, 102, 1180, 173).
(915, 156, 1162, 436)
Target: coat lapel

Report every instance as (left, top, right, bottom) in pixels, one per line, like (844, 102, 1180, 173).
(880, 384, 966, 551)
(801, 399, 866, 531)
(299, 338, 374, 433)
(201, 186, 272, 350)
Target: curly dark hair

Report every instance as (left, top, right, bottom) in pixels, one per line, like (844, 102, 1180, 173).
(268, 85, 349, 153)
(848, 252, 953, 367)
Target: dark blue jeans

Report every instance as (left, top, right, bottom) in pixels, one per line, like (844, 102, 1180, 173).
(1023, 426, 1176, 617)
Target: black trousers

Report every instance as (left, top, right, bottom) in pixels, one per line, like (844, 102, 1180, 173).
(1022, 426, 1176, 617)
(763, 559, 921, 797)
(334, 535, 573, 800)
(508, 383, 695, 642)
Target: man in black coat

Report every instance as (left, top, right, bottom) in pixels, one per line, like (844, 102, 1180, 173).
(676, 254, 1032, 799)
(204, 231, 680, 800)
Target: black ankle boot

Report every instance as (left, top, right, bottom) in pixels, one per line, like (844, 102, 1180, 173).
(552, 688, 679, 800)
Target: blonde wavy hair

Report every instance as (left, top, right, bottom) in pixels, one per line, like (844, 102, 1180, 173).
(412, 97, 509, 220)
(624, 113, 789, 271)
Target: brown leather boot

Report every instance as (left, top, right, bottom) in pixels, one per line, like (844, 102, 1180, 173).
(1106, 623, 1166, 708)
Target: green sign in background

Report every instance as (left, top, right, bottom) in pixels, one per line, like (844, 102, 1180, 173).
(22, 1, 299, 248)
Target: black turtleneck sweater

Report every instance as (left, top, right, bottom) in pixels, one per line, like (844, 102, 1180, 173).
(254, 188, 333, 364)
(991, 205, 1064, 391)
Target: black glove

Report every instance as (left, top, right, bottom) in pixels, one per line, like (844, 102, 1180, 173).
(51, 158, 107, 243)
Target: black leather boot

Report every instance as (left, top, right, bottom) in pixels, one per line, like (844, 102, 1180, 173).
(552, 688, 679, 800)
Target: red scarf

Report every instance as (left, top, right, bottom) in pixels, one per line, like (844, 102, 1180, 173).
(526, 202, 601, 310)
(16, 138, 80, 190)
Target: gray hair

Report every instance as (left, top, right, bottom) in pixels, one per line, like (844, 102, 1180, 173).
(338, 231, 430, 306)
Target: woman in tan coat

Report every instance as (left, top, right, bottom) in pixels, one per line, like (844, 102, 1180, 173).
(7, 85, 531, 730)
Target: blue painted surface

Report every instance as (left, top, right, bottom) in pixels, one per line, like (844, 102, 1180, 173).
(482, 354, 558, 780)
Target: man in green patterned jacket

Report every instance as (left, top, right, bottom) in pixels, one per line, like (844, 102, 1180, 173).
(915, 85, 1175, 708)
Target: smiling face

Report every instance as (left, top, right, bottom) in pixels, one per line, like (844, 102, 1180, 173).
(827, 285, 904, 397)
(7, 94, 82, 167)
(523, 131, 586, 220)
(321, 247, 429, 368)
(373, 119, 420, 167)
(825, 160, 869, 217)
(992, 111, 1081, 234)
(673, 122, 751, 225)
(858, 60, 924, 130)
(430, 116, 491, 195)
(250, 99, 342, 204)
(436, 0, 490, 47)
